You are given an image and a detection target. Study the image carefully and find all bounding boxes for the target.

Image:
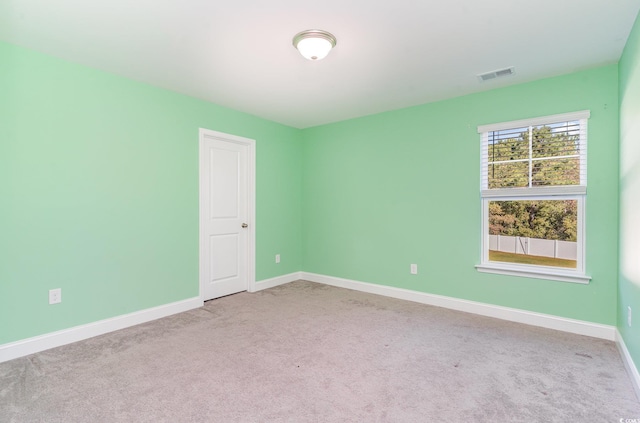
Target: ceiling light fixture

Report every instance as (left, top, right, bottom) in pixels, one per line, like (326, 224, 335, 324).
(292, 29, 337, 61)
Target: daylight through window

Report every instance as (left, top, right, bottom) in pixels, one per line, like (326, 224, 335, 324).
(477, 111, 590, 283)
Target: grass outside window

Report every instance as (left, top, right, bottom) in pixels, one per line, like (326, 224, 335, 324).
(488, 250, 577, 268)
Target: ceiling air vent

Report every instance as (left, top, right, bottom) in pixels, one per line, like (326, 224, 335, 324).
(477, 66, 515, 82)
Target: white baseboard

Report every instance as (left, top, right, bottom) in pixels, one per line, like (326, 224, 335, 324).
(0, 296, 203, 364)
(616, 330, 640, 401)
(301, 272, 617, 341)
(0, 271, 301, 364)
(2, 271, 626, 374)
(253, 272, 302, 292)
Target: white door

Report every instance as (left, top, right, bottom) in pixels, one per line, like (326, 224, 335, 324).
(199, 129, 255, 301)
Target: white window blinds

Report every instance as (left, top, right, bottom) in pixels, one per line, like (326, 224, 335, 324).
(479, 111, 589, 197)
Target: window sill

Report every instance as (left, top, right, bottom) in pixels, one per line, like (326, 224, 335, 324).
(475, 263, 591, 284)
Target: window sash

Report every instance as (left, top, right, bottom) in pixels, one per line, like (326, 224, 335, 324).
(481, 185, 586, 198)
(479, 111, 589, 192)
(480, 194, 586, 278)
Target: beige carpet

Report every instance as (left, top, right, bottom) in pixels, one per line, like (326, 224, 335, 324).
(1, 280, 639, 422)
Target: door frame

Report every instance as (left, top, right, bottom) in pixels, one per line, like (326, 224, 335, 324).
(199, 128, 256, 301)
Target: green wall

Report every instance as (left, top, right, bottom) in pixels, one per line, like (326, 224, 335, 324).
(302, 65, 620, 325)
(0, 36, 630, 357)
(619, 12, 640, 372)
(0, 41, 302, 345)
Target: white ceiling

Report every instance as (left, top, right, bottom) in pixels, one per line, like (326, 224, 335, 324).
(2, 0, 639, 128)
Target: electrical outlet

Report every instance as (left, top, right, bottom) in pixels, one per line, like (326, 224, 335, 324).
(410, 264, 418, 275)
(275, 254, 281, 264)
(49, 288, 62, 305)
(628, 306, 632, 327)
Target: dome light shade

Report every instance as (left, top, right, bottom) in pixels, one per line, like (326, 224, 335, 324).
(293, 30, 337, 61)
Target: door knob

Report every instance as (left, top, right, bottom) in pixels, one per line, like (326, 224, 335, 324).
(241, 223, 248, 228)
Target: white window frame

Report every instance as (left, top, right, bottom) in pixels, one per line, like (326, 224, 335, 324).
(475, 111, 591, 284)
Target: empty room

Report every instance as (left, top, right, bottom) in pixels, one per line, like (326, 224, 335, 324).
(2, 1, 640, 421)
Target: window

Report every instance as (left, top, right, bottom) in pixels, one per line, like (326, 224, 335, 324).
(476, 111, 591, 284)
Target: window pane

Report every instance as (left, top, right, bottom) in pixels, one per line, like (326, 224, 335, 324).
(488, 128, 528, 162)
(531, 157, 580, 186)
(485, 121, 583, 189)
(488, 200, 578, 269)
(531, 122, 580, 159)
(488, 162, 529, 188)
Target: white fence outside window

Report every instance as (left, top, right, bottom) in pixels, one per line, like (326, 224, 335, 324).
(488, 235, 577, 260)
